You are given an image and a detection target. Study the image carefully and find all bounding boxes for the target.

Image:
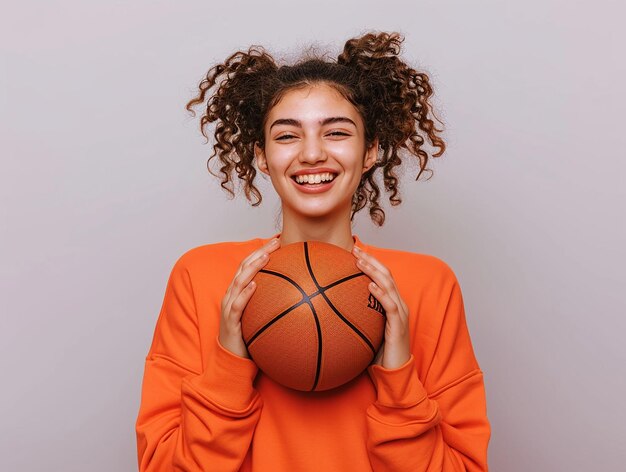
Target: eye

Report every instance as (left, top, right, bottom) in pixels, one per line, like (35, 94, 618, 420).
(276, 134, 296, 141)
(327, 131, 350, 137)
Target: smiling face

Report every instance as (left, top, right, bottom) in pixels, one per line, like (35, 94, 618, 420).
(255, 83, 378, 224)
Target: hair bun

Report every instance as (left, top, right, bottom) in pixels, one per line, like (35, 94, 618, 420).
(337, 32, 403, 67)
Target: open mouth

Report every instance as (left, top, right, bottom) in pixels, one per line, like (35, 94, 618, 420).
(292, 172, 337, 185)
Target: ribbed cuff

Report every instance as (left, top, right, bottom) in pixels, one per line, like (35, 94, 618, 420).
(189, 336, 259, 411)
(367, 355, 429, 408)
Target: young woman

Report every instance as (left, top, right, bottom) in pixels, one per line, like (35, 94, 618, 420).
(136, 32, 490, 471)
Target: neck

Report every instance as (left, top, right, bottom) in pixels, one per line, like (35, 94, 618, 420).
(279, 206, 355, 252)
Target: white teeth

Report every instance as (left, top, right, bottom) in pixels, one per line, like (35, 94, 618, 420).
(295, 173, 336, 184)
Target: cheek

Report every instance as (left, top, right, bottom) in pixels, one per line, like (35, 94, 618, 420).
(263, 154, 294, 181)
(329, 141, 367, 166)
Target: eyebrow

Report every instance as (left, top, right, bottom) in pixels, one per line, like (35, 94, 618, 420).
(269, 116, 357, 131)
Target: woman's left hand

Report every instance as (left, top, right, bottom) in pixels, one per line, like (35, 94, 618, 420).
(352, 246, 411, 370)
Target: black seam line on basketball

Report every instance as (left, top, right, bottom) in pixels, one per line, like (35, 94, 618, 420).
(320, 271, 367, 291)
(319, 291, 376, 354)
(303, 241, 321, 289)
(248, 269, 314, 348)
(303, 242, 325, 391)
(254, 249, 373, 386)
(308, 300, 323, 392)
(259, 269, 373, 308)
(246, 267, 321, 347)
(245, 298, 309, 348)
(303, 242, 376, 354)
(258, 269, 308, 298)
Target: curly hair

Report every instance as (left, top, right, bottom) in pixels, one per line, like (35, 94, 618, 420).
(185, 31, 445, 226)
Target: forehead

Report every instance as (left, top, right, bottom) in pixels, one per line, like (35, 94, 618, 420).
(265, 83, 362, 127)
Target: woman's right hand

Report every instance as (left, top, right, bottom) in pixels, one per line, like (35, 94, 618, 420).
(218, 237, 281, 359)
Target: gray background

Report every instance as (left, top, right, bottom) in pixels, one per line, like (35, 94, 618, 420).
(2, 0, 625, 470)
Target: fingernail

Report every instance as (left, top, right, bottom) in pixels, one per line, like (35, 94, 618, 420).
(271, 238, 279, 245)
(353, 246, 361, 253)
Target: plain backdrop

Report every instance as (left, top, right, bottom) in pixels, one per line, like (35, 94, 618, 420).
(2, 0, 625, 470)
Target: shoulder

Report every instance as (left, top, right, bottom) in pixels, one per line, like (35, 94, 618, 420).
(366, 245, 467, 335)
(366, 243, 460, 294)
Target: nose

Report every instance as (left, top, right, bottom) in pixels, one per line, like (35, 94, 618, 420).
(299, 136, 327, 164)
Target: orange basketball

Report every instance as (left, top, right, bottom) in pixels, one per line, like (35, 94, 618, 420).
(241, 240, 386, 392)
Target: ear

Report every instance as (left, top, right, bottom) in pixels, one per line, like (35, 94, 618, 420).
(255, 143, 270, 176)
(362, 137, 379, 174)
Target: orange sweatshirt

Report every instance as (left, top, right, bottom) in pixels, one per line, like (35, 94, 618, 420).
(135, 234, 490, 471)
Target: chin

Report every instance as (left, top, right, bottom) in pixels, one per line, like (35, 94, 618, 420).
(289, 204, 350, 221)
(280, 192, 354, 221)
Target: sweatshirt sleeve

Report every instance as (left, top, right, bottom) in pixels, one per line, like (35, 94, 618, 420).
(364, 271, 490, 471)
(135, 255, 263, 471)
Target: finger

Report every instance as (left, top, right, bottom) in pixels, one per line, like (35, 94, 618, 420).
(233, 240, 273, 280)
(369, 283, 410, 347)
(355, 256, 404, 312)
(229, 280, 258, 321)
(353, 248, 400, 292)
(233, 239, 281, 296)
(357, 259, 391, 291)
(353, 250, 407, 315)
(353, 247, 391, 276)
(224, 276, 258, 323)
(223, 240, 276, 318)
(241, 238, 281, 267)
(368, 281, 400, 318)
(229, 238, 280, 298)
(232, 252, 269, 297)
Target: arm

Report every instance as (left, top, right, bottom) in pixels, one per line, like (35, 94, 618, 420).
(135, 255, 262, 471)
(353, 248, 490, 471)
(366, 350, 489, 471)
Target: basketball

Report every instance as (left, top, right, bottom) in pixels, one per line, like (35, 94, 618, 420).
(241, 240, 386, 392)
